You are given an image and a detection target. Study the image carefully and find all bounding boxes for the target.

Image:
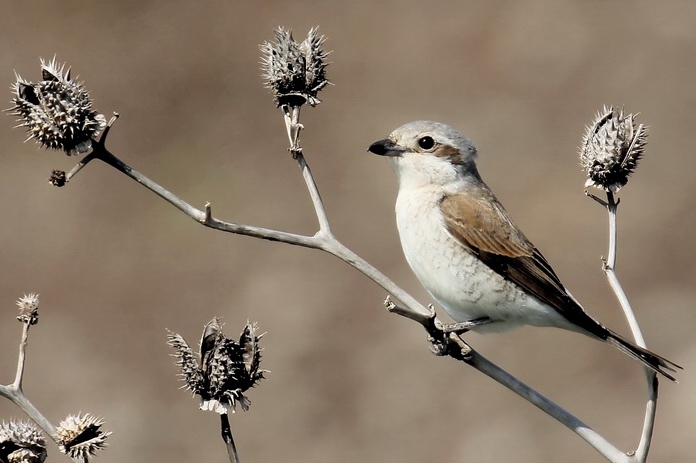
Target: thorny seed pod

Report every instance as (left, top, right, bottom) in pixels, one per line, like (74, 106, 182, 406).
(15, 294, 39, 326)
(168, 319, 267, 414)
(56, 414, 110, 462)
(48, 170, 67, 187)
(260, 27, 330, 107)
(0, 420, 47, 463)
(9, 58, 105, 155)
(580, 106, 647, 192)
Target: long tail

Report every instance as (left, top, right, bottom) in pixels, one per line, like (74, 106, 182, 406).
(605, 329, 682, 382)
(558, 292, 682, 381)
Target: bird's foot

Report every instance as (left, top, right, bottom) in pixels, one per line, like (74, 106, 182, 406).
(428, 317, 491, 356)
(428, 335, 449, 356)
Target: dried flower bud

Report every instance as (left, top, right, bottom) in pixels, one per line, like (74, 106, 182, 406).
(260, 27, 330, 107)
(15, 294, 39, 325)
(56, 414, 110, 462)
(168, 319, 267, 414)
(48, 170, 67, 187)
(9, 58, 106, 155)
(0, 420, 47, 463)
(580, 106, 647, 192)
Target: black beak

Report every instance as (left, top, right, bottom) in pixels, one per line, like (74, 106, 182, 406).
(367, 138, 403, 156)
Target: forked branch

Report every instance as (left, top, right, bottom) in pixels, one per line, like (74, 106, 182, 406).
(7, 48, 673, 463)
(52, 108, 639, 462)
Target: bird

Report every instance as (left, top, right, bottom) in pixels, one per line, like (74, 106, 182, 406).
(368, 120, 680, 380)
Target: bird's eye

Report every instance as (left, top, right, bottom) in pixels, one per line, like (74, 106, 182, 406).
(417, 136, 435, 150)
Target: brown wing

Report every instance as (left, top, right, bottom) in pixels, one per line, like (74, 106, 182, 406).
(439, 190, 604, 336)
(440, 189, 682, 380)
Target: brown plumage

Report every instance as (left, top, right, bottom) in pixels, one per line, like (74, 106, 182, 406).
(440, 190, 680, 381)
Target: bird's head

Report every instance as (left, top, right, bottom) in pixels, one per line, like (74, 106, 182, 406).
(368, 120, 479, 188)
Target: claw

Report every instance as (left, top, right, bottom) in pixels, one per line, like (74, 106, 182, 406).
(428, 335, 448, 356)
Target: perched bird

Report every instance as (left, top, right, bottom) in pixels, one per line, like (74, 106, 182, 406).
(368, 120, 680, 380)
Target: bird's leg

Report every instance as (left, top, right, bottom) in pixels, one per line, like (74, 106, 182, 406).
(441, 317, 493, 335)
(428, 315, 488, 357)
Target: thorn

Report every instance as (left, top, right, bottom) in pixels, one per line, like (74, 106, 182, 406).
(96, 112, 120, 148)
(585, 190, 608, 207)
(204, 202, 212, 223)
(107, 112, 120, 127)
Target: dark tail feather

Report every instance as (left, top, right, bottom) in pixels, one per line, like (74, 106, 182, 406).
(606, 329, 682, 382)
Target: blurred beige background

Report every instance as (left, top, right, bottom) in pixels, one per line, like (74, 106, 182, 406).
(1, 1, 694, 462)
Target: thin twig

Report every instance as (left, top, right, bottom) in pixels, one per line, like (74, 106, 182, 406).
(385, 299, 627, 462)
(220, 414, 240, 463)
(0, 320, 59, 442)
(0, 315, 89, 462)
(58, 115, 638, 463)
(13, 323, 30, 390)
(474, 353, 628, 462)
(297, 153, 332, 235)
(597, 190, 658, 463)
(0, 386, 60, 443)
(603, 192, 647, 346)
(0, 323, 85, 461)
(281, 104, 332, 234)
(635, 375, 658, 462)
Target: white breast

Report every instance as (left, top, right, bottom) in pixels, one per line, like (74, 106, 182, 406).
(394, 185, 568, 333)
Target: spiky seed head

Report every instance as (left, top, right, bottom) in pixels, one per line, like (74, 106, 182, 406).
(202, 336, 243, 413)
(16, 294, 39, 325)
(56, 414, 110, 462)
(9, 58, 106, 155)
(0, 420, 47, 463)
(48, 170, 67, 187)
(168, 319, 267, 414)
(260, 27, 330, 107)
(580, 106, 647, 192)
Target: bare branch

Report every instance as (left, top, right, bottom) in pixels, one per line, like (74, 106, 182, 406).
(1, 296, 95, 462)
(384, 297, 628, 462)
(0, 386, 60, 444)
(13, 322, 30, 390)
(593, 190, 658, 463)
(57, 125, 637, 461)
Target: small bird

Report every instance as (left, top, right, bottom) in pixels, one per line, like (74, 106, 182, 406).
(368, 120, 680, 380)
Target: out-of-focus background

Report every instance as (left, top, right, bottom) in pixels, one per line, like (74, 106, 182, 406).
(0, 2, 694, 462)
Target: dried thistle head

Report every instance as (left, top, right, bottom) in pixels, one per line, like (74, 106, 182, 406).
(9, 57, 105, 155)
(260, 27, 330, 107)
(580, 106, 647, 192)
(56, 414, 110, 462)
(16, 294, 39, 325)
(48, 170, 67, 187)
(0, 420, 47, 463)
(168, 319, 267, 414)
